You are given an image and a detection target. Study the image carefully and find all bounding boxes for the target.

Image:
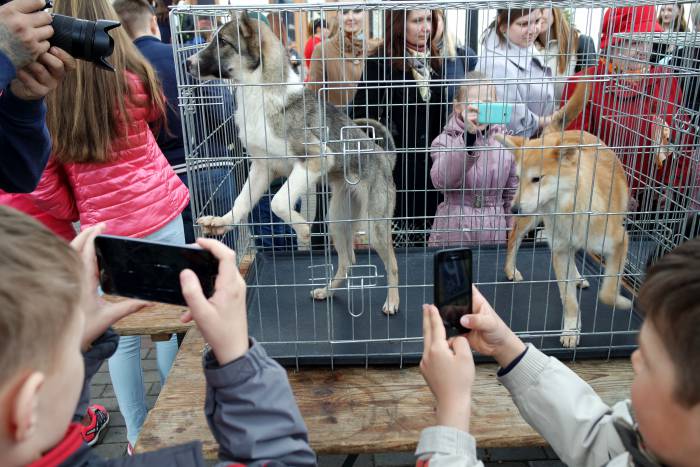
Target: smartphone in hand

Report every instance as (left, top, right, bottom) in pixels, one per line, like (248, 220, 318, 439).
(474, 102, 513, 125)
(434, 248, 473, 333)
(95, 235, 219, 306)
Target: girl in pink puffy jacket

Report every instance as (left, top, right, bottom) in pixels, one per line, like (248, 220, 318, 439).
(429, 73, 519, 246)
(30, 0, 189, 451)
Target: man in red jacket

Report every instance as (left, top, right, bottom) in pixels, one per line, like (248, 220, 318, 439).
(562, 6, 687, 211)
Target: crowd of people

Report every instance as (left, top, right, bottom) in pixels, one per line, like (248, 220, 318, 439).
(0, 0, 699, 465)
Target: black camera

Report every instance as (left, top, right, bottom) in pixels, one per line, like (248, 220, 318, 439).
(49, 13, 120, 71)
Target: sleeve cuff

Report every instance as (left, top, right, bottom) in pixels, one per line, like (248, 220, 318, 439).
(0, 87, 46, 120)
(0, 51, 16, 88)
(416, 426, 479, 461)
(203, 338, 276, 388)
(497, 344, 551, 395)
(496, 345, 529, 377)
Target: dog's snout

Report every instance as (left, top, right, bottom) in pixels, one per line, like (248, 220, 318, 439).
(511, 205, 521, 215)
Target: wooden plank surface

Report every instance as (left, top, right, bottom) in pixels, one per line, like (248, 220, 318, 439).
(136, 328, 633, 457)
(110, 253, 254, 337)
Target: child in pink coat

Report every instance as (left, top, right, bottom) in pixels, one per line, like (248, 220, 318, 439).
(429, 75, 519, 246)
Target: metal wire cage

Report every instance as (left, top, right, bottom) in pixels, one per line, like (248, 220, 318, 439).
(170, 0, 699, 367)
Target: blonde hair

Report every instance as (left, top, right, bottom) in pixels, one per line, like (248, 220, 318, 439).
(0, 206, 83, 384)
(535, 8, 579, 75)
(453, 71, 491, 115)
(47, 0, 166, 164)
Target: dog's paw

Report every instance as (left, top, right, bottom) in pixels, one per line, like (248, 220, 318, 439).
(560, 330, 580, 348)
(576, 277, 590, 289)
(311, 287, 331, 301)
(599, 292, 633, 310)
(505, 267, 523, 282)
(382, 299, 399, 315)
(197, 215, 232, 236)
(613, 295, 633, 310)
(560, 317, 581, 348)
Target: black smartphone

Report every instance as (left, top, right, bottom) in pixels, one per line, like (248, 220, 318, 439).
(94, 235, 219, 306)
(434, 248, 473, 333)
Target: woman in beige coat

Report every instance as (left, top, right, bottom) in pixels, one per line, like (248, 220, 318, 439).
(307, 7, 381, 114)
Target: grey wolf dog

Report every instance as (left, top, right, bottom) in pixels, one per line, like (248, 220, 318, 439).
(498, 83, 632, 347)
(186, 13, 400, 314)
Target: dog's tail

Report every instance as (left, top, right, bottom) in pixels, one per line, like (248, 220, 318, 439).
(544, 81, 590, 135)
(354, 118, 397, 167)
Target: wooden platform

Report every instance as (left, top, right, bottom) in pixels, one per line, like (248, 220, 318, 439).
(136, 328, 633, 457)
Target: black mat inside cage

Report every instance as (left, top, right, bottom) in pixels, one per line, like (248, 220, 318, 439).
(245, 244, 642, 367)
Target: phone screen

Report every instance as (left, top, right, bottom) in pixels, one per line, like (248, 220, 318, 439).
(434, 249, 473, 333)
(95, 235, 219, 306)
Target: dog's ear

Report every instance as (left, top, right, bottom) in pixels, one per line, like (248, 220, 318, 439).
(494, 134, 527, 149)
(558, 144, 581, 164)
(236, 11, 255, 38)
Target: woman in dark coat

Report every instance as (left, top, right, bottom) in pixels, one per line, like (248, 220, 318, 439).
(353, 8, 466, 245)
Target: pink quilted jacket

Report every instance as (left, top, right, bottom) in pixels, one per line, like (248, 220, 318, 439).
(0, 191, 76, 241)
(31, 72, 189, 238)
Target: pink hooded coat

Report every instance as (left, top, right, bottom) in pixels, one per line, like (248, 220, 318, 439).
(428, 114, 518, 246)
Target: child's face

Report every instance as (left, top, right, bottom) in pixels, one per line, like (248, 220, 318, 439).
(631, 321, 700, 466)
(458, 85, 497, 133)
(35, 309, 85, 453)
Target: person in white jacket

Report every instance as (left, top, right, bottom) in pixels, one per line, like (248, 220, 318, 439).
(416, 237, 700, 467)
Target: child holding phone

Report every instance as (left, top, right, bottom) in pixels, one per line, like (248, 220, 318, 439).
(429, 73, 518, 247)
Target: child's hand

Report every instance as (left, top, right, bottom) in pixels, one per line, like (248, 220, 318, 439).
(180, 238, 248, 366)
(460, 287, 526, 367)
(71, 224, 148, 350)
(420, 304, 473, 432)
(462, 104, 482, 135)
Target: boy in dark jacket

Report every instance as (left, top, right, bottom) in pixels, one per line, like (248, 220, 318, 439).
(0, 205, 316, 466)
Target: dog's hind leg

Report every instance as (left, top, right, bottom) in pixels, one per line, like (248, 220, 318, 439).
(505, 216, 538, 281)
(551, 246, 582, 348)
(369, 217, 400, 315)
(270, 160, 321, 248)
(599, 230, 632, 310)
(311, 184, 355, 301)
(198, 161, 271, 236)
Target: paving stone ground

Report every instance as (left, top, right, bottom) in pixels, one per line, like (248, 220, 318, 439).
(90, 337, 565, 467)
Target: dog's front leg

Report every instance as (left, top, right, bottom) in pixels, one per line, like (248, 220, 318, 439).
(270, 160, 322, 248)
(551, 247, 582, 348)
(198, 162, 271, 236)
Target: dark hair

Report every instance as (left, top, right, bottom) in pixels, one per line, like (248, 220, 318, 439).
(490, 9, 542, 45)
(638, 236, 700, 407)
(313, 18, 327, 34)
(383, 9, 441, 72)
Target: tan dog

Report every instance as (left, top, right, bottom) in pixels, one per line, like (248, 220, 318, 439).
(498, 83, 632, 347)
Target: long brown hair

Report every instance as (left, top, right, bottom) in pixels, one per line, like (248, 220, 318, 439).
(657, 4, 688, 32)
(47, 0, 166, 163)
(383, 9, 441, 73)
(535, 8, 580, 75)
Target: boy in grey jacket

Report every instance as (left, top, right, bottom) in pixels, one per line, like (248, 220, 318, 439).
(416, 237, 700, 467)
(0, 205, 316, 467)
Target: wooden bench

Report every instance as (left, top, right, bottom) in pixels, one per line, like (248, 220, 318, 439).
(136, 328, 633, 457)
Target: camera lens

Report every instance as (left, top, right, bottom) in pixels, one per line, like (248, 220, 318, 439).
(49, 14, 120, 71)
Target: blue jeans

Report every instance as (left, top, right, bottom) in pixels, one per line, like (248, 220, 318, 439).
(179, 167, 235, 244)
(108, 215, 184, 446)
(249, 184, 299, 250)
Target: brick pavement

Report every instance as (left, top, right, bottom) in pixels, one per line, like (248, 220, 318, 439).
(89, 337, 564, 467)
